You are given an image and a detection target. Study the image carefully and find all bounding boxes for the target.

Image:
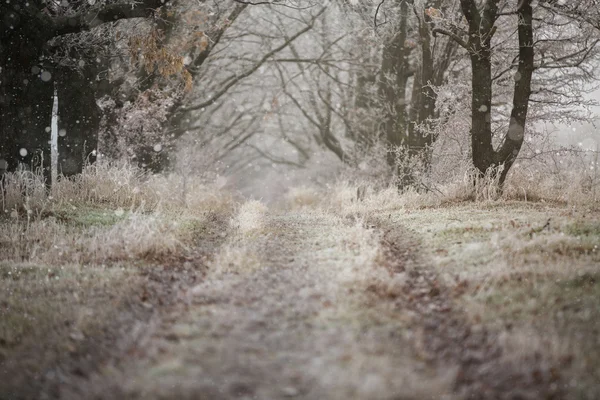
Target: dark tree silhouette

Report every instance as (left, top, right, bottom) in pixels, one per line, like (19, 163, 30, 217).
(437, 0, 534, 185)
(0, 0, 164, 183)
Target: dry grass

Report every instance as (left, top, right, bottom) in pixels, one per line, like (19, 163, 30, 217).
(325, 182, 437, 217)
(0, 212, 189, 265)
(287, 174, 598, 398)
(0, 262, 138, 348)
(0, 260, 145, 398)
(328, 180, 600, 399)
(0, 163, 234, 398)
(185, 200, 270, 276)
(284, 186, 322, 209)
(503, 149, 600, 206)
(330, 146, 600, 211)
(0, 163, 235, 265)
(209, 243, 262, 275)
(230, 199, 268, 236)
(1, 162, 235, 215)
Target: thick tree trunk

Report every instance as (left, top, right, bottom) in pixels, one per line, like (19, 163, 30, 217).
(470, 51, 495, 175)
(414, 6, 437, 145)
(400, 3, 441, 188)
(406, 6, 438, 177)
(379, 0, 411, 168)
(496, 1, 534, 184)
(461, 0, 533, 186)
(0, 21, 54, 183)
(353, 71, 378, 149)
(56, 67, 100, 175)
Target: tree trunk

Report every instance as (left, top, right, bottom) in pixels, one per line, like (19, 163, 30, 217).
(496, 1, 534, 184)
(470, 50, 495, 175)
(353, 71, 378, 149)
(406, 5, 439, 179)
(461, 0, 534, 186)
(56, 67, 101, 175)
(379, 0, 411, 168)
(0, 20, 54, 183)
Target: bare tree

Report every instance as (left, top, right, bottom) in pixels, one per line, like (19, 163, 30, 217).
(158, 3, 329, 175)
(433, 0, 600, 185)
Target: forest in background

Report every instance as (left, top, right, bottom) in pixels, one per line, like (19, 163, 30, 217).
(1, 0, 599, 201)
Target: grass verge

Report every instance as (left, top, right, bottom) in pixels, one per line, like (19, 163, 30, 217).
(0, 165, 233, 399)
(385, 202, 600, 399)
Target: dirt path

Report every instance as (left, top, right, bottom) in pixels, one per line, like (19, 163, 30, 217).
(62, 208, 561, 400)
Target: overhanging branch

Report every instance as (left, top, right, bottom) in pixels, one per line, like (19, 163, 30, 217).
(182, 7, 326, 112)
(433, 28, 469, 51)
(49, 0, 164, 38)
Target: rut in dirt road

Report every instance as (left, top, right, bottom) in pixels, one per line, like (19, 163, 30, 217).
(374, 217, 564, 400)
(66, 208, 563, 400)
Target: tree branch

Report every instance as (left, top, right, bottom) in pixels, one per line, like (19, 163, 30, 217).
(249, 144, 306, 168)
(187, 4, 248, 78)
(49, 0, 164, 38)
(232, 0, 315, 9)
(182, 7, 326, 112)
(374, 0, 386, 28)
(432, 28, 469, 50)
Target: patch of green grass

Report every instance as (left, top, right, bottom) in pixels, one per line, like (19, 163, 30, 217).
(0, 262, 39, 280)
(0, 260, 146, 399)
(516, 235, 600, 259)
(557, 271, 600, 294)
(470, 280, 547, 323)
(50, 205, 129, 227)
(0, 261, 142, 400)
(565, 221, 600, 238)
(47, 206, 127, 227)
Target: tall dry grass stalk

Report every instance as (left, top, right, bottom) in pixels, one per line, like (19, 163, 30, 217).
(0, 214, 187, 265)
(1, 162, 235, 216)
(0, 162, 234, 266)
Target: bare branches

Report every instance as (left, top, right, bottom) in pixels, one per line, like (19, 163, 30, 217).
(187, 4, 248, 78)
(248, 144, 307, 168)
(374, 0, 386, 28)
(182, 6, 326, 112)
(49, 0, 164, 38)
(433, 28, 469, 50)
(232, 0, 316, 10)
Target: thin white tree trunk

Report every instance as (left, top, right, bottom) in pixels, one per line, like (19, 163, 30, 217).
(51, 85, 58, 188)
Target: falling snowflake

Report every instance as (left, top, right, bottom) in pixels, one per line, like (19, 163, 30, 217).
(40, 71, 52, 82)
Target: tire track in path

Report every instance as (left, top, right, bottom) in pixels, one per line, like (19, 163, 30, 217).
(374, 216, 564, 400)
